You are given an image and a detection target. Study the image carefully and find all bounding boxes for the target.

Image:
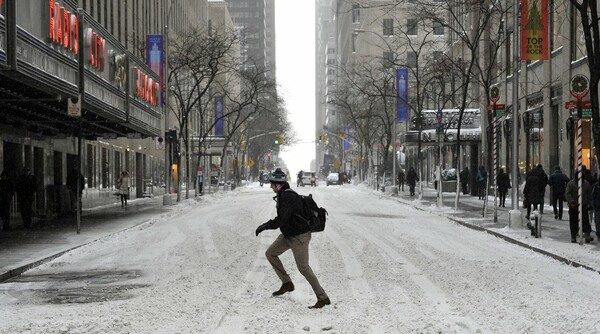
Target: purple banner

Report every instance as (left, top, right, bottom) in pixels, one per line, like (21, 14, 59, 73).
(215, 96, 224, 136)
(344, 127, 350, 152)
(396, 68, 409, 122)
(146, 35, 164, 106)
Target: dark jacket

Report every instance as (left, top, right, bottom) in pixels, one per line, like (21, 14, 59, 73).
(0, 178, 14, 206)
(566, 178, 591, 206)
(496, 172, 511, 192)
(459, 168, 469, 184)
(67, 172, 85, 193)
(17, 173, 37, 200)
(524, 168, 546, 204)
(406, 168, 418, 186)
(263, 183, 309, 238)
(397, 170, 405, 183)
(548, 170, 569, 196)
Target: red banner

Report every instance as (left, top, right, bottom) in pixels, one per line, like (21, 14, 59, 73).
(521, 0, 549, 61)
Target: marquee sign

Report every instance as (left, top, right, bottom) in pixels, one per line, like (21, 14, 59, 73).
(48, 0, 79, 55)
(134, 67, 159, 106)
(84, 27, 105, 71)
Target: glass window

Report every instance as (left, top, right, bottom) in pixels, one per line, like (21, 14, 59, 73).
(433, 21, 444, 35)
(407, 19, 417, 36)
(407, 51, 417, 68)
(383, 51, 394, 68)
(383, 19, 394, 37)
(352, 4, 361, 24)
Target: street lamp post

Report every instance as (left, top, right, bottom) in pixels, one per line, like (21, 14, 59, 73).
(162, 2, 174, 205)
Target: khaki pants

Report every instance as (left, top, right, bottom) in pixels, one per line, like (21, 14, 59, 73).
(265, 232, 328, 300)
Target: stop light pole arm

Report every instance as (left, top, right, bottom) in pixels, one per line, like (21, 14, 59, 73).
(248, 130, 282, 141)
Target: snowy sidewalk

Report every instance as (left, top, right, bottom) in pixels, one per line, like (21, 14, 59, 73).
(0, 195, 177, 282)
(386, 183, 600, 274)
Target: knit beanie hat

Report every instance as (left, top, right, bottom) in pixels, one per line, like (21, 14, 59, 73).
(269, 168, 287, 183)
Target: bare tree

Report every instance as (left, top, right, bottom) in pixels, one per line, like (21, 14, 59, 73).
(168, 26, 238, 200)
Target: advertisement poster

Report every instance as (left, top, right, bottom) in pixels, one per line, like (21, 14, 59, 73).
(521, 0, 549, 61)
(396, 68, 408, 122)
(146, 34, 164, 105)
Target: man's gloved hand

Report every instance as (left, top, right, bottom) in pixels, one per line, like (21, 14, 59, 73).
(255, 223, 268, 236)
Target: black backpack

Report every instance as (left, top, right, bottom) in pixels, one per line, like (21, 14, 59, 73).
(285, 190, 328, 232)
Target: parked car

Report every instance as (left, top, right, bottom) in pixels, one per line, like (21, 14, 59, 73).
(326, 172, 340, 186)
(301, 171, 317, 187)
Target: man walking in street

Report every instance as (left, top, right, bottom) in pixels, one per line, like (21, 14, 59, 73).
(548, 166, 569, 220)
(255, 168, 330, 309)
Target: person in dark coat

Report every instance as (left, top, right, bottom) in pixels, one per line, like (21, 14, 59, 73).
(524, 164, 547, 219)
(397, 169, 405, 192)
(476, 166, 487, 200)
(406, 167, 419, 196)
(496, 168, 511, 207)
(255, 168, 330, 309)
(17, 168, 37, 228)
(0, 171, 15, 231)
(66, 168, 85, 216)
(566, 170, 593, 243)
(547, 166, 569, 220)
(459, 167, 469, 195)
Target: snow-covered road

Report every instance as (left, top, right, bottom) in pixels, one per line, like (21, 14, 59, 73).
(1, 184, 599, 333)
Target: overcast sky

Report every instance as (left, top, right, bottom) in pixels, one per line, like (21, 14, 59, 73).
(275, 1, 316, 175)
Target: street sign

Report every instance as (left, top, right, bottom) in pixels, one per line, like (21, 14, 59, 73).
(67, 96, 81, 117)
(570, 74, 590, 99)
(565, 101, 578, 109)
(155, 137, 165, 150)
(103, 133, 118, 139)
(490, 86, 500, 104)
(487, 104, 506, 110)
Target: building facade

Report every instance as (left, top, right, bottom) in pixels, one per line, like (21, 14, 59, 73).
(0, 0, 207, 219)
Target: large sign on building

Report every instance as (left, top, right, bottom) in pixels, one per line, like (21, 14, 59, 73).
(405, 109, 482, 143)
(2, 0, 161, 137)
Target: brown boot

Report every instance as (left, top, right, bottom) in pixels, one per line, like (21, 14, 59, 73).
(308, 298, 331, 309)
(272, 282, 294, 296)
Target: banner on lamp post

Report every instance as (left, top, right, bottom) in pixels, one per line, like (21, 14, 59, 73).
(520, 0, 549, 61)
(344, 127, 350, 152)
(396, 68, 409, 122)
(215, 96, 224, 136)
(146, 35, 164, 105)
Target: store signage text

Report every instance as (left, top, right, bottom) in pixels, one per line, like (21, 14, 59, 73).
(134, 67, 159, 106)
(48, 0, 79, 55)
(85, 28, 105, 71)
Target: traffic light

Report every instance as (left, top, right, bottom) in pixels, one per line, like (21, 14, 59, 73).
(275, 134, 283, 145)
(167, 129, 177, 143)
(319, 135, 322, 143)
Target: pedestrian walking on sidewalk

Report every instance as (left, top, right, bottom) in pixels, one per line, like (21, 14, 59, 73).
(255, 168, 330, 309)
(548, 166, 569, 220)
(592, 180, 600, 240)
(67, 168, 85, 216)
(565, 171, 593, 243)
(460, 167, 469, 195)
(476, 166, 487, 200)
(17, 168, 37, 228)
(496, 168, 511, 207)
(397, 169, 405, 192)
(0, 171, 15, 231)
(116, 170, 130, 207)
(406, 167, 418, 196)
(524, 164, 547, 219)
